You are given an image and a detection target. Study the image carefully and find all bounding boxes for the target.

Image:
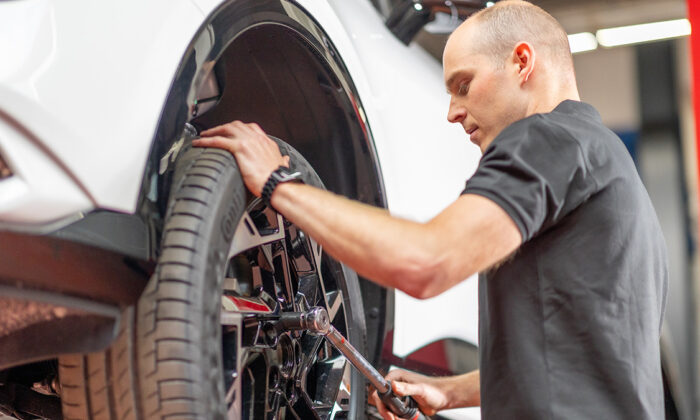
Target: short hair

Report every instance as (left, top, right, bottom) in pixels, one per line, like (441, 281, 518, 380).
(468, 1, 573, 70)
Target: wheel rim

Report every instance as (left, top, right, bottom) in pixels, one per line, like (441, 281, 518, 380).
(220, 198, 354, 419)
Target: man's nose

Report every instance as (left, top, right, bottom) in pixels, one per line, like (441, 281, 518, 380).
(447, 99, 466, 124)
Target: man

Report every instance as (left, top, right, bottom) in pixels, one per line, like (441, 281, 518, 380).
(193, 1, 668, 418)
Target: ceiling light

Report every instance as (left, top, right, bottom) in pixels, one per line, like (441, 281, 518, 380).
(596, 18, 691, 48)
(568, 32, 598, 54)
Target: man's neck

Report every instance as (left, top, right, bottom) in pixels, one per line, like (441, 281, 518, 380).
(526, 87, 581, 116)
(523, 69, 581, 116)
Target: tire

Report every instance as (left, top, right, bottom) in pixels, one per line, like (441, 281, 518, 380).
(58, 130, 368, 419)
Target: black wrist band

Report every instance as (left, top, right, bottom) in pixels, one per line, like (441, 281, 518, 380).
(261, 166, 303, 209)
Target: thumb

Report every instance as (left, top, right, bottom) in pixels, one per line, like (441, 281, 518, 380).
(392, 381, 423, 397)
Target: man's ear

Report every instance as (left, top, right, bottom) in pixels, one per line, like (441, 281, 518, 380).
(512, 42, 535, 84)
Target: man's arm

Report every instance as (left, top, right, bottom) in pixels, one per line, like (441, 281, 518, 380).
(271, 183, 520, 298)
(193, 121, 522, 298)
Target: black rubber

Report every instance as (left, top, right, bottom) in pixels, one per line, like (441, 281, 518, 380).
(58, 137, 368, 419)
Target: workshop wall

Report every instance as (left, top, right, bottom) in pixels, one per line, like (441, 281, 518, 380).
(573, 46, 640, 132)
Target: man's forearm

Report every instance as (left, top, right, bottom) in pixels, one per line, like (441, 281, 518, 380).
(271, 182, 444, 297)
(439, 370, 480, 409)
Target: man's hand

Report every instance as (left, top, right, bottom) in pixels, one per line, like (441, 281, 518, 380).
(370, 370, 450, 420)
(192, 121, 290, 196)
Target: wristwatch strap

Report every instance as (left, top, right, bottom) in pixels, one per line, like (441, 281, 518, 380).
(261, 166, 303, 208)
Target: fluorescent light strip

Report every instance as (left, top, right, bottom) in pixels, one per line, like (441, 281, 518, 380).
(596, 18, 691, 48)
(568, 32, 598, 54)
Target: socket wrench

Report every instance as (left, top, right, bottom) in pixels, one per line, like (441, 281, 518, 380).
(280, 307, 428, 420)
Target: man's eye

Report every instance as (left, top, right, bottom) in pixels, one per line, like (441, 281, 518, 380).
(458, 83, 470, 95)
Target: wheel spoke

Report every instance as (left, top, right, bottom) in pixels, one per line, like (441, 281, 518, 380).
(271, 241, 297, 310)
(331, 363, 353, 417)
(312, 352, 348, 415)
(280, 392, 303, 420)
(308, 238, 344, 323)
(220, 303, 244, 325)
(229, 208, 285, 258)
(296, 273, 323, 311)
(220, 295, 274, 322)
(325, 290, 344, 323)
(268, 388, 283, 419)
(223, 319, 244, 419)
(308, 238, 331, 311)
(260, 244, 275, 270)
(297, 335, 324, 392)
(226, 370, 246, 420)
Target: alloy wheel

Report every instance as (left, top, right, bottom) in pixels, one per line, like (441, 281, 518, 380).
(220, 198, 354, 419)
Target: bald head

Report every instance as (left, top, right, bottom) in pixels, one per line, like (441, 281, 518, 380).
(451, 1, 573, 74)
(443, 1, 580, 151)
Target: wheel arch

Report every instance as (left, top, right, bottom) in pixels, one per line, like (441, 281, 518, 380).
(138, 0, 392, 366)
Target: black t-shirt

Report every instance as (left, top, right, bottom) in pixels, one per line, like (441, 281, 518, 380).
(462, 100, 668, 419)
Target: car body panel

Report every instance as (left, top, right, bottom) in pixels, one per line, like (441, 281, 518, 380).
(0, 108, 91, 229)
(0, 0, 203, 218)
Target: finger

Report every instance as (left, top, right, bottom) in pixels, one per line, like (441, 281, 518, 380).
(373, 393, 396, 420)
(231, 120, 256, 136)
(248, 122, 266, 136)
(386, 368, 425, 382)
(282, 155, 291, 167)
(393, 382, 439, 416)
(192, 136, 225, 148)
(200, 122, 238, 137)
(368, 390, 387, 417)
(368, 389, 378, 408)
(385, 369, 408, 382)
(192, 136, 239, 153)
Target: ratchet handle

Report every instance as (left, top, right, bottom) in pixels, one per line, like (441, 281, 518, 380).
(380, 381, 428, 420)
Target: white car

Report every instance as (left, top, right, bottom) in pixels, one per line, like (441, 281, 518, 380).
(0, 0, 484, 419)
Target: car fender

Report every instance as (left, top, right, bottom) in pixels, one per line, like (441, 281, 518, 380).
(0, 0, 204, 217)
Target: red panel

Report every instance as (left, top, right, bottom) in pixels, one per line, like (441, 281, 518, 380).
(224, 296, 271, 313)
(690, 0, 700, 235)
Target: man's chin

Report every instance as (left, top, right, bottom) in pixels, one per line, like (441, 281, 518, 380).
(469, 131, 483, 149)
(472, 134, 494, 154)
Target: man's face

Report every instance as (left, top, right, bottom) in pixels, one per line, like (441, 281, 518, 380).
(443, 24, 527, 153)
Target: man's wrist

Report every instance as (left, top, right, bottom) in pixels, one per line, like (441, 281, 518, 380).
(426, 371, 479, 410)
(447, 370, 480, 408)
(261, 166, 303, 208)
(268, 181, 304, 211)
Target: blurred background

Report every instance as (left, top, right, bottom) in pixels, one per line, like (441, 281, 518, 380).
(372, 0, 698, 418)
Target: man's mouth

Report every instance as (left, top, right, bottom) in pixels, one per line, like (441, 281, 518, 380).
(466, 126, 478, 136)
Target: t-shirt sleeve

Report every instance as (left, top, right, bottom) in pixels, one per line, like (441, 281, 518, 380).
(462, 115, 598, 242)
